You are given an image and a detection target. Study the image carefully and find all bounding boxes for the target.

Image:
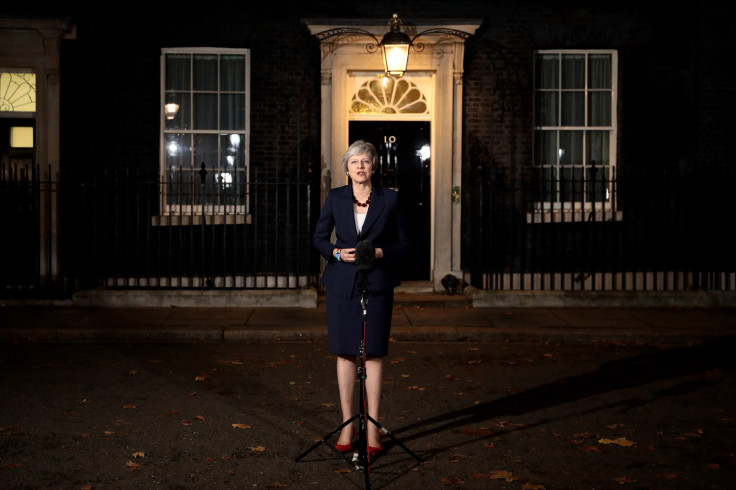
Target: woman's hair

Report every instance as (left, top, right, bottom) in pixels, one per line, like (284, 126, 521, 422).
(341, 140, 378, 173)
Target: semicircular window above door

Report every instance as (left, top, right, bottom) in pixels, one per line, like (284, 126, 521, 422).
(350, 77, 429, 115)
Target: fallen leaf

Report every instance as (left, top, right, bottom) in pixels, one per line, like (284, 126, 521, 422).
(441, 477, 465, 484)
(599, 437, 635, 447)
(194, 415, 206, 421)
(80, 485, 93, 490)
(577, 445, 601, 453)
(657, 473, 678, 480)
(489, 470, 517, 482)
(322, 402, 337, 408)
(195, 375, 207, 381)
(104, 431, 115, 436)
(132, 452, 145, 458)
(706, 463, 720, 470)
(225, 469, 236, 475)
(676, 429, 703, 440)
(122, 404, 138, 409)
(249, 446, 266, 452)
(2, 462, 21, 469)
(613, 476, 636, 484)
(232, 423, 252, 430)
(522, 484, 546, 490)
(124, 460, 141, 472)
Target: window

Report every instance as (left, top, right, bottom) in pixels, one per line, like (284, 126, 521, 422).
(159, 48, 250, 223)
(532, 50, 618, 221)
(0, 71, 36, 113)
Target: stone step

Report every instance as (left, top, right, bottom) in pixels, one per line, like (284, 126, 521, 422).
(317, 291, 471, 308)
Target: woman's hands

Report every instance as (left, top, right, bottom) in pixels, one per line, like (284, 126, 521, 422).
(334, 248, 355, 263)
(334, 247, 384, 263)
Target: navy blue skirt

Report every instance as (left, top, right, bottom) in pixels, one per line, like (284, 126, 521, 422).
(325, 281, 394, 358)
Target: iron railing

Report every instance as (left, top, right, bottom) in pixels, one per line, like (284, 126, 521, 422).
(465, 166, 736, 291)
(3, 163, 735, 298)
(1, 165, 319, 298)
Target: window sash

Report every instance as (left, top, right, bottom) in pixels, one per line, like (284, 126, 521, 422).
(533, 50, 617, 212)
(160, 48, 250, 216)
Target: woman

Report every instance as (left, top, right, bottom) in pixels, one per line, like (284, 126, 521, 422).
(312, 140, 410, 456)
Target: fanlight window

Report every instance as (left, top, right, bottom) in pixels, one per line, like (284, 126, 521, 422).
(350, 77, 428, 115)
(0, 72, 36, 113)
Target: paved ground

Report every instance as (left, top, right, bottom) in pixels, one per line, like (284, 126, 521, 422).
(1, 304, 735, 345)
(1, 301, 735, 488)
(1, 338, 735, 489)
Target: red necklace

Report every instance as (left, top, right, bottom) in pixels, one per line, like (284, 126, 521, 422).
(353, 194, 371, 207)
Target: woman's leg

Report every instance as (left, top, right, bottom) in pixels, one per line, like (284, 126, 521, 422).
(365, 356, 384, 448)
(336, 355, 356, 445)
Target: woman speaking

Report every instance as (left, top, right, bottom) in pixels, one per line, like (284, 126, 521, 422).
(312, 139, 410, 456)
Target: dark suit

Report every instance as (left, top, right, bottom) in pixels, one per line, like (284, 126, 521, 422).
(313, 185, 410, 297)
(313, 185, 410, 356)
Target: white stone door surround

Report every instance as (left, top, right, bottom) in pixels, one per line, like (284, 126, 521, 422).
(305, 17, 481, 291)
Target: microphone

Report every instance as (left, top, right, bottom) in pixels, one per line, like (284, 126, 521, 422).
(354, 240, 375, 272)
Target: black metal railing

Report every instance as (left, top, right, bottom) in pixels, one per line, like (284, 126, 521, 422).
(466, 165, 736, 291)
(2, 164, 319, 298)
(3, 163, 735, 298)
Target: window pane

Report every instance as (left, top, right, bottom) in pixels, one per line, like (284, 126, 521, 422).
(193, 134, 218, 170)
(193, 93, 217, 129)
(535, 54, 558, 89)
(0, 72, 36, 112)
(165, 133, 191, 169)
(220, 94, 245, 130)
(562, 54, 585, 89)
(165, 54, 190, 91)
(588, 166, 610, 203)
(560, 167, 584, 202)
(221, 133, 245, 170)
(535, 92, 558, 126)
(559, 131, 583, 166)
(587, 131, 610, 166)
(193, 54, 218, 91)
(164, 92, 190, 130)
(221, 55, 245, 91)
(534, 130, 557, 166)
(588, 92, 611, 126)
(561, 92, 584, 126)
(589, 54, 612, 89)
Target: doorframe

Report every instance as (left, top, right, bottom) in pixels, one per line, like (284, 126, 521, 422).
(305, 18, 480, 291)
(1, 18, 76, 286)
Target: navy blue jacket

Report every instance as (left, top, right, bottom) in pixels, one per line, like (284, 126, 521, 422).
(313, 185, 410, 297)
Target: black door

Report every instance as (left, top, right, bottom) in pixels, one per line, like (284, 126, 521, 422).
(349, 121, 430, 281)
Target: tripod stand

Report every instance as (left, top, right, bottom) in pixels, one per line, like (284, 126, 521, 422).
(294, 272, 421, 488)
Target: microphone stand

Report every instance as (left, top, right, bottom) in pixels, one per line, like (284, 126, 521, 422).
(295, 264, 421, 489)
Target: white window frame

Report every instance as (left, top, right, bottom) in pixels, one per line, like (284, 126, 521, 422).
(156, 47, 251, 226)
(531, 49, 620, 223)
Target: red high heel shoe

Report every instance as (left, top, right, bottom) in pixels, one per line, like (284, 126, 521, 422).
(335, 428, 356, 453)
(367, 445, 383, 457)
(335, 442, 353, 453)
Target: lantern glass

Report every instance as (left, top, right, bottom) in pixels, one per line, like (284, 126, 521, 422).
(382, 43, 409, 76)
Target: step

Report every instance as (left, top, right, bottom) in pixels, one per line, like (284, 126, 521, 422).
(317, 291, 471, 308)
